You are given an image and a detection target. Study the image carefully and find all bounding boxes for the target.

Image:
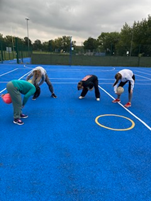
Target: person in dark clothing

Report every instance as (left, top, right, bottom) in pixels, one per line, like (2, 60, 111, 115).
(77, 75, 100, 101)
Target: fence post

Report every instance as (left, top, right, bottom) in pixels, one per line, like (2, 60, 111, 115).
(69, 36, 72, 66)
(0, 40, 4, 63)
(138, 45, 142, 67)
(15, 37, 19, 64)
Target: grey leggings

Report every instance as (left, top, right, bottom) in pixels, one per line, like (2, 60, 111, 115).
(45, 74, 54, 93)
(6, 82, 22, 119)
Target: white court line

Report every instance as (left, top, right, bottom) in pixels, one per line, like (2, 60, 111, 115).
(0, 88, 6, 93)
(135, 70, 151, 76)
(0, 68, 18, 77)
(23, 65, 33, 69)
(43, 82, 151, 85)
(18, 71, 32, 80)
(41, 67, 116, 72)
(50, 78, 115, 80)
(0, 68, 19, 93)
(135, 73, 151, 81)
(98, 85, 151, 131)
(0, 71, 31, 94)
(0, 67, 150, 131)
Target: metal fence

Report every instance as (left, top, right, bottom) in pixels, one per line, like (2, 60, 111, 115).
(0, 38, 31, 64)
(30, 53, 151, 67)
(1, 37, 151, 67)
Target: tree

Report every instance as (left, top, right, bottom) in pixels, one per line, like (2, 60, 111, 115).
(83, 37, 98, 52)
(3, 35, 14, 47)
(53, 36, 75, 53)
(132, 15, 151, 56)
(32, 39, 42, 51)
(97, 32, 120, 55)
(0, 33, 3, 40)
(24, 37, 32, 47)
(48, 40, 55, 52)
(114, 23, 132, 56)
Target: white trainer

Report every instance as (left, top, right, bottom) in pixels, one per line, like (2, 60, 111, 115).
(96, 98, 100, 101)
(79, 96, 84, 99)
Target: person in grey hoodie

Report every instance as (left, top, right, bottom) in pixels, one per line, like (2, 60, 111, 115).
(26, 66, 57, 100)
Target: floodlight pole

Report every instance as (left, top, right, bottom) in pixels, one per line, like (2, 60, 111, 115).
(130, 28, 133, 57)
(69, 36, 72, 66)
(25, 17, 29, 56)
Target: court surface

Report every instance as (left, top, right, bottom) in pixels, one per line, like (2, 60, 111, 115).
(0, 63, 151, 201)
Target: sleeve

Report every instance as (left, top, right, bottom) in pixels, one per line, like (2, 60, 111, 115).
(26, 71, 33, 81)
(38, 75, 45, 86)
(113, 80, 118, 93)
(22, 86, 36, 106)
(129, 78, 134, 90)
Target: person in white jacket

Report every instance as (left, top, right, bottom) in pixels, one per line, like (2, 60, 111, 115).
(26, 66, 57, 100)
(112, 69, 135, 108)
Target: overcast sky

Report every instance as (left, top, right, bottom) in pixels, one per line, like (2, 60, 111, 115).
(0, 0, 150, 45)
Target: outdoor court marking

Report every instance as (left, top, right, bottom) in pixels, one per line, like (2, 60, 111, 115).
(135, 73, 151, 81)
(0, 68, 18, 77)
(135, 70, 151, 76)
(95, 114, 135, 131)
(51, 82, 114, 84)
(0, 69, 19, 93)
(38, 67, 116, 72)
(132, 71, 151, 84)
(18, 72, 32, 80)
(0, 72, 30, 94)
(0, 88, 6, 93)
(23, 65, 33, 70)
(98, 85, 151, 131)
(0, 67, 150, 131)
(136, 83, 151, 85)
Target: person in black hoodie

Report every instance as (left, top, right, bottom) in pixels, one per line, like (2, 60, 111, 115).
(77, 75, 100, 101)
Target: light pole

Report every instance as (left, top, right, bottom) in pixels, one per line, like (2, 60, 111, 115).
(25, 17, 29, 55)
(69, 36, 72, 66)
(130, 27, 133, 57)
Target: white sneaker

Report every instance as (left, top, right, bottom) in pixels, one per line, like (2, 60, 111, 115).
(79, 96, 84, 99)
(96, 98, 100, 101)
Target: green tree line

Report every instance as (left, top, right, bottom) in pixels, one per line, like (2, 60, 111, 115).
(0, 15, 151, 56)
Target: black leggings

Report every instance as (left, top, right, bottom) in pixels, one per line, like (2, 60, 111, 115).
(81, 78, 100, 98)
(33, 86, 41, 99)
(119, 75, 135, 93)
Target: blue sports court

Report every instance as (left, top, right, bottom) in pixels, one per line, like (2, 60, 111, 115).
(0, 62, 151, 201)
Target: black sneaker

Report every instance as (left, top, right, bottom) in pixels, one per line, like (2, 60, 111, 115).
(20, 114, 28, 118)
(13, 118, 24, 125)
(51, 93, 57, 98)
(32, 97, 36, 100)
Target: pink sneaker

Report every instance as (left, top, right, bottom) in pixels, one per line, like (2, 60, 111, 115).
(13, 118, 24, 125)
(20, 114, 28, 118)
(112, 98, 120, 103)
(124, 102, 131, 108)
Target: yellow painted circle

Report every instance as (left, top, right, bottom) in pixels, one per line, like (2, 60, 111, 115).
(95, 114, 135, 131)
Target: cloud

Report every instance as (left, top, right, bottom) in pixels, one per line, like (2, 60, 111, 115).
(0, 0, 151, 45)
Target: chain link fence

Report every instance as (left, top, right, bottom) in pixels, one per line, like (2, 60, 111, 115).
(1, 37, 151, 67)
(0, 38, 31, 64)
